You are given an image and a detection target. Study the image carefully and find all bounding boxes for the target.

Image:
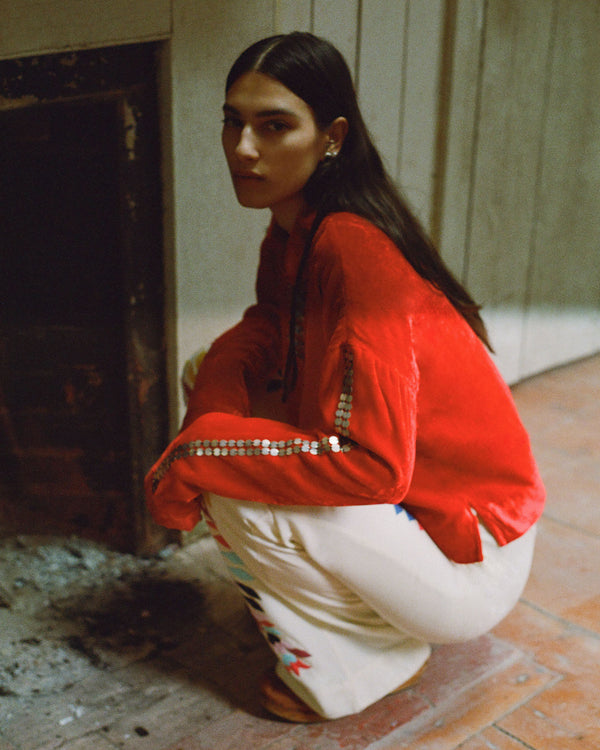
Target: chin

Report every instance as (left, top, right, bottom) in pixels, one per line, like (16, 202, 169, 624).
(234, 193, 271, 210)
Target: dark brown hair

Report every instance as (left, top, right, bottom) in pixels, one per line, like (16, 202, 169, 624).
(227, 32, 493, 395)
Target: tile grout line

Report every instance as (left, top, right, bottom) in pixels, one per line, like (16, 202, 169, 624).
(363, 643, 558, 750)
(462, 668, 565, 750)
(492, 724, 539, 750)
(518, 599, 600, 641)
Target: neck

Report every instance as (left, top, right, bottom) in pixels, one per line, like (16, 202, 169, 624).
(270, 195, 307, 233)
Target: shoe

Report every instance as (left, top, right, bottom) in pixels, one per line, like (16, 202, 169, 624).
(388, 660, 428, 694)
(259, 669, 323, 723)
(259, 660, 428, 723)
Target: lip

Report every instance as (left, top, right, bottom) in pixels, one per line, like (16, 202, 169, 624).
(232, 171, 265, 180)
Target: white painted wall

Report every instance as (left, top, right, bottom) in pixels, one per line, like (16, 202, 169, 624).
(2, 0, 598, 433)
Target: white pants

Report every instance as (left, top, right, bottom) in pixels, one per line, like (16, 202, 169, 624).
(203, 495, 536, 719)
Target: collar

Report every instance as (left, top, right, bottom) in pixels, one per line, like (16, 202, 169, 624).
(266, 209, 318, 285)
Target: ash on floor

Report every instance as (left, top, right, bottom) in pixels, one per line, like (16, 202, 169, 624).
(0, 532, 265, 737)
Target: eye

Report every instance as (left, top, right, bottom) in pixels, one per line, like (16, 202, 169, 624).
(263, 120, 290, 133)
(222, 115, 243, 129)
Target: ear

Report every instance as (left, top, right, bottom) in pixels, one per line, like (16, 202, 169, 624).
(323, 117, 348, 158)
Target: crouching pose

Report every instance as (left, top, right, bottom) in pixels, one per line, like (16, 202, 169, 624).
(145, 32, 544, 722)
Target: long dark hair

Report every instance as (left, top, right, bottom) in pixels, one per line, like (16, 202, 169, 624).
(226, 32, 493, 395)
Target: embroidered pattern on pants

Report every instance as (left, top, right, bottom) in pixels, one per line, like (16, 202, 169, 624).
(201, 501, 312, 676)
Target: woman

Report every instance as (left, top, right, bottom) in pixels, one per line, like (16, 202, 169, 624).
(145, 32, 545, 722)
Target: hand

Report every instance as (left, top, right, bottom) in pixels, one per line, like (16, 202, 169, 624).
(181, 349, 207, 405)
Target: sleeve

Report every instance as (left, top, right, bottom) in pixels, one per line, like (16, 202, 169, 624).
(146, 335, 420, 531)
(181, 229, 283, 429)
(145, 216, 420, 531)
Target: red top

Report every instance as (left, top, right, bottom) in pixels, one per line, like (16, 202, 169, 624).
(145, 211, 545, 563)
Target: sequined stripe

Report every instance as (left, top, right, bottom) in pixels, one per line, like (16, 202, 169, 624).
(151, 348, 356, 493)
(334, 348, 354, 437)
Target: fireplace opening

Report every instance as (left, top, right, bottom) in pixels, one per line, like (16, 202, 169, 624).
(0, 44, 171, 553)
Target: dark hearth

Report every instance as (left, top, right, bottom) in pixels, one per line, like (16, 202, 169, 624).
(0, 44, 171, 553)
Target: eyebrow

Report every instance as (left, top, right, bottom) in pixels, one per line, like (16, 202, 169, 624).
(222, 103, 300, 119)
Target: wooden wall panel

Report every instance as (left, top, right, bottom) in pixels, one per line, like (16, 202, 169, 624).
(519, 0, 600, 376)
(312, 0, 360, 76)
(460, 0, 554, 382)
(437, 0, 483, 279)
(275, 0, 312, 33)
(397, 0, 445, 226)
(358, 1, 408, 178)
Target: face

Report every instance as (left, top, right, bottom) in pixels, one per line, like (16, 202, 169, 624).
(222, 71, 330, 231)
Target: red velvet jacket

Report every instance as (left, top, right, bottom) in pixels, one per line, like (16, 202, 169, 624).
(145, 212, 545, 563)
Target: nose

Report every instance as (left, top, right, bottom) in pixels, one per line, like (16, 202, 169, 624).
(235, 125, 259, 161)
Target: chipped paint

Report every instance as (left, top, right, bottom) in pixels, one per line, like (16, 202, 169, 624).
(122, 99, 139, 161)
(0, 94, 39, 110)
(132, 330, 159, 407)
(125, 191, 138, 221)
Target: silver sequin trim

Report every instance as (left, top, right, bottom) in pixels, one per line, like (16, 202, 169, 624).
(151, 348, 356, 492)
(334, 349, 354, 437)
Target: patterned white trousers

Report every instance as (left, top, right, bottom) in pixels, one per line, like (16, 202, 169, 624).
(203, 494, 536, 719)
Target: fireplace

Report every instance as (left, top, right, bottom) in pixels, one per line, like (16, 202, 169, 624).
(0, 44, 172, 553)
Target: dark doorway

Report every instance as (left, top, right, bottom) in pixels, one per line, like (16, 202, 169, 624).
(0, 44, 172, 553)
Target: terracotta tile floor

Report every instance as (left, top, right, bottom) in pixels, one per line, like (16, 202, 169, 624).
(1, 354, 598, 749)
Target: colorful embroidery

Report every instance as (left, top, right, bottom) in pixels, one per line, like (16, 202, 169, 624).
(394, 503, 424, 529)
(394, 504, 416, 520)
(256, 617, 311, 675)
(201, 501, 312, 676)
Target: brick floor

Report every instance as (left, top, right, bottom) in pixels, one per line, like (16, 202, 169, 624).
(1, 353, 598, 749)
